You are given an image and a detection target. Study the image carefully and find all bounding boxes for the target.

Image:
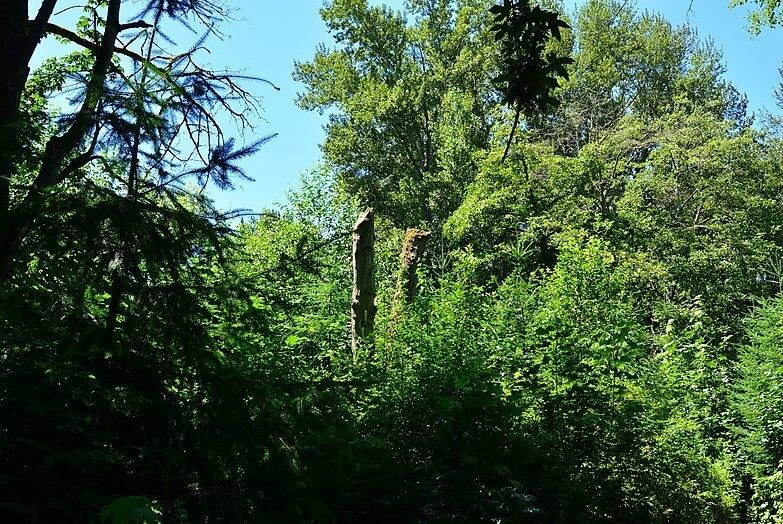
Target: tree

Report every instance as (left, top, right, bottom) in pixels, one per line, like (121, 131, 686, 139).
(532, 0, 747, 157)
(295, 0, 498, 231)
(0, 0, 274, 286)
(733, 295, 783, 523)
(446, 0, 760, 293)
(0, 2, 294, 521)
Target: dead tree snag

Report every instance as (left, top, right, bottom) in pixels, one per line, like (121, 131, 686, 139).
(351, 207, 375, 360)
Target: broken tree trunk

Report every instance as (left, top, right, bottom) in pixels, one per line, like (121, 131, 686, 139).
(351, 207, 375, 360)
(394, 228, 431, 304)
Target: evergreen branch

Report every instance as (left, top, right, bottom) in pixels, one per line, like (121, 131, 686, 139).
(35, 0, 123, 190)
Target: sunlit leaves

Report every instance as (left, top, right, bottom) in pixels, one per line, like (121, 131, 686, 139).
(730, 0, 783, 34)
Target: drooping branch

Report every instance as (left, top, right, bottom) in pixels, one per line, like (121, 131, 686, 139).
(490, 0, 573, 163)
(501, 105, 521, 163)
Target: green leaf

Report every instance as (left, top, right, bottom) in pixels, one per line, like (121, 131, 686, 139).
(100, 496, 161, 524)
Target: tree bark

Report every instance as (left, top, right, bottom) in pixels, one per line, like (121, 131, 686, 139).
(351, 207, 375, 361)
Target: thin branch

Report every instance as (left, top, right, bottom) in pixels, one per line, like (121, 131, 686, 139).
(502, 105, 522, 163)
(119, 21, 153, 31)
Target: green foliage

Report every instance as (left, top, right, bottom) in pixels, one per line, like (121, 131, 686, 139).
(493, 237, 737, 522)
(286, 5, 783, 516)
(730, 0, 783, 33)
(352, 280, 528, 521)
(100, 497, 161, 524)
(733, 295, 783, 523)
(533, 0, 746, 156)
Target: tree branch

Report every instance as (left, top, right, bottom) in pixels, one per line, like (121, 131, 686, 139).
(34, 0, 122, 189)
(501, 105, 522, 163)
(43, 22, 148, 63)
(22, 0, 58, 66)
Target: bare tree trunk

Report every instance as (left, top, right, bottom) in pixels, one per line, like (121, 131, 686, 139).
(394, 228, 431, 304)
(351, 207, 375, 361)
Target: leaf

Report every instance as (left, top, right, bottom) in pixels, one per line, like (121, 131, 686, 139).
(100, 496, 161, 524)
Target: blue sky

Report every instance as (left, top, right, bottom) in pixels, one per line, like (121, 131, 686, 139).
(32, 1, 783, 214)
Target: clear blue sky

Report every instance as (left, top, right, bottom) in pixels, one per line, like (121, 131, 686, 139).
(32, 1, 783, 214)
